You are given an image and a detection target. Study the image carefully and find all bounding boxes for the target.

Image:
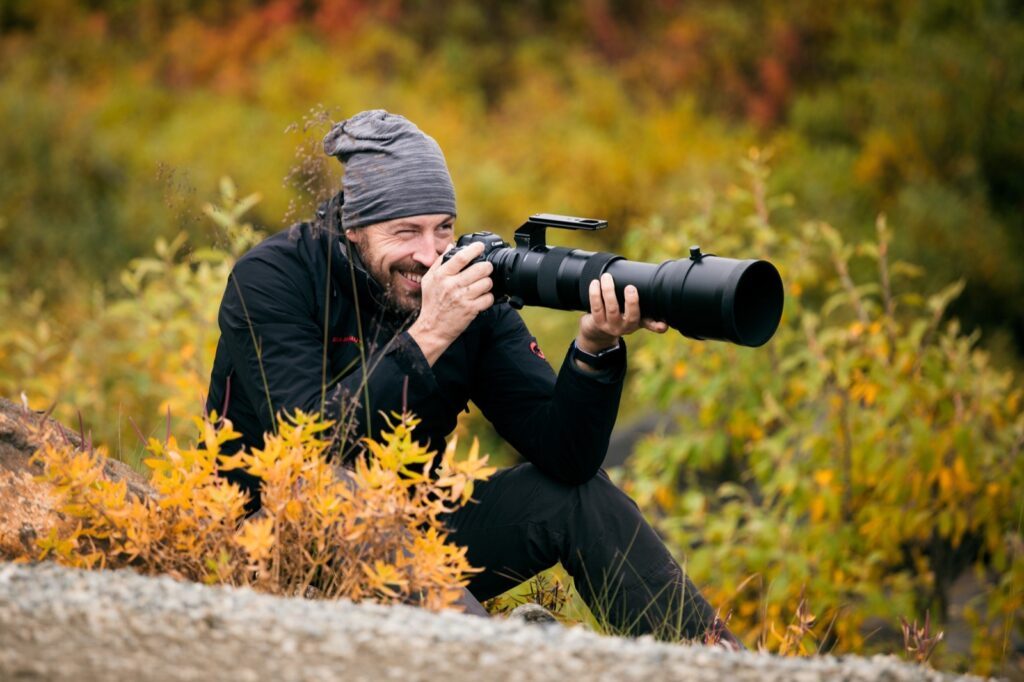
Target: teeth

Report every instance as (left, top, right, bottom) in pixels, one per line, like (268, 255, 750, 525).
(402, 272, 423, 284)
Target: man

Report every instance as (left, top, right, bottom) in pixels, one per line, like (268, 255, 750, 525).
(206, 109, 741, 647)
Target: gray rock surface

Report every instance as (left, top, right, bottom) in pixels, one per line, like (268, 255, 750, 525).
(0, 562, 985, 682)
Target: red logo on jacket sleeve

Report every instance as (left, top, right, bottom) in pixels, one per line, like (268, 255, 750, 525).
(331, 335, 360, 345)
(529, 340, 546, 360)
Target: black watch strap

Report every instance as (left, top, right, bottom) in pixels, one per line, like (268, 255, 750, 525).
(573, 340, 622, 370)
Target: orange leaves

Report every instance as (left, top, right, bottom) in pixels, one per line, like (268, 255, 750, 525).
(362, 560, 409, 599)
(236, 517, 275, 563)
(36, 526, 78, 563)
(434, 436, 497, 507)
(26, 408, 494, 614)
(221, 408, 494, 607)
(848, 368, 880, 407)
(763, 599, 818, 657)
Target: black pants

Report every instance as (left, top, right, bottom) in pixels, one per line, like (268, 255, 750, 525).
(440, 463, 718, 640)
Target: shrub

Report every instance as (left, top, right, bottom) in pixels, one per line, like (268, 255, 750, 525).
(619, 150, 1023, 674)
(29, 409, 495, 611)
(0, 178, 263, 459)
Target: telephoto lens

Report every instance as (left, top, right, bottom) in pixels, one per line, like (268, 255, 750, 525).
(603, 247, 783, 347)
(445, 214, 784, 347)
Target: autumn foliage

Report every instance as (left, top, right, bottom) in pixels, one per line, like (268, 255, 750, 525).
(2, 2, 1023, 675)
(620, 152, 1023, 672)
(29, 409, 495, 611)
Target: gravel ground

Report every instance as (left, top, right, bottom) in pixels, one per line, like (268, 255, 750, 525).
(0, 562, 987, 682)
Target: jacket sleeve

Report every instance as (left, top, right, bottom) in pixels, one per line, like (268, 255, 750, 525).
(218, 254, 438, 451)
(470, 305, 625, 485)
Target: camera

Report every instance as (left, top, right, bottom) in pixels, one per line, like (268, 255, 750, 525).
(442, 214, 784, 347)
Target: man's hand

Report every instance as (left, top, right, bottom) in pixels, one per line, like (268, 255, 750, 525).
(576, 272, 668, 356)
(408, 241, 495, 366)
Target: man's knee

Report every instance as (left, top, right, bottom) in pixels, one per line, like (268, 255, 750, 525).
(575, 468, 643, 515)
(499, 463, 643, 533)
(520, 463, 627, 501)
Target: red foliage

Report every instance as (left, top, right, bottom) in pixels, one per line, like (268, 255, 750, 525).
(154, 0, 300, 92)
(743, 24, 802, 128)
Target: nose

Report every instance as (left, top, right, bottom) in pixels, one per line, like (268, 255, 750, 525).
(411, 232, 442, 268)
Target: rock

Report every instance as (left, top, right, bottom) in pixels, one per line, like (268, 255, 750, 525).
(509, 603, 559, 625)
(0, 562, 990, 682)
(0, 397, 152, 560)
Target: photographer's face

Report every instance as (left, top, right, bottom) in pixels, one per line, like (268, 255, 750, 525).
(346, 213, 455, 313)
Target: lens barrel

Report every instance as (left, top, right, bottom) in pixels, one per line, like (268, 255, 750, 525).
(605, 254, 784, 347)
(453, 231, 784, 347)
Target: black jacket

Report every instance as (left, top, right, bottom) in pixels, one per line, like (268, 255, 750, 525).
(205, 198, 626, 503)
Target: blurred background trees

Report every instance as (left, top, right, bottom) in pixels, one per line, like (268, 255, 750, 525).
(2, 0, 1021, 353)
(1, 0, 1021, 675)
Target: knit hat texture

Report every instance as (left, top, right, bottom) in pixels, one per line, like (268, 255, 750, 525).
(323, 109, 456, 229)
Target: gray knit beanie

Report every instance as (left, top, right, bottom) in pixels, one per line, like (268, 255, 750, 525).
(323, 109, 457, 229)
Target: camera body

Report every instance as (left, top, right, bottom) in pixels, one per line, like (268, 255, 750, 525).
(442, 213, 784, 347)
(442, 231, 509, 270)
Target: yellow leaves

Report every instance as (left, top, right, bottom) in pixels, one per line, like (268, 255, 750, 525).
(761, 597, 819, 657)
(31, 443, 104, 495)
(809, 497, 827, 523)
(1006, 391, 1020, 416)
(812, 469, 834, 487)
(854, 128, 919, 188)
(727, 413, 764, 443)
(936, 457, 977, 502)
(362, 561, 409, 599)
(236, 517, 275, 563)
(311, 488, 344, 522)
(195, 481, 248, 523)
(858, 515, 884, 542)
(434, 436, 496, 506)
(25, 408, 492, 615)
(937, 467, 954, 497)
(698, 401, 717, 427)
(362, 412, 434, 482)
(951, 457, 975, 494)
(848, 320, 883, 340)
(281, 498, 302, 522)
(849, 368, 880, 406)
(653, 485, 674, 511)
(199, 412, 242, 455)
(36, 526, 77, 562)
(785, 377, 808, 408)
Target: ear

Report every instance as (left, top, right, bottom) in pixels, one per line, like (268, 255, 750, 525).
(344, 227, 359, 243)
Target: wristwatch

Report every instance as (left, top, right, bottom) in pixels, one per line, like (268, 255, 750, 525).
(573, 340, 623, 371)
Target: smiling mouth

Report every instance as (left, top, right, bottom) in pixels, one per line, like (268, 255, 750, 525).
(398, 271, 424, 286)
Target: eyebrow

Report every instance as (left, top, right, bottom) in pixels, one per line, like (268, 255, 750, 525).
(391, 217, 455, 229)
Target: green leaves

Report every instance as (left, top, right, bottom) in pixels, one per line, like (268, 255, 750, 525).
(621, 154, 1023, 672)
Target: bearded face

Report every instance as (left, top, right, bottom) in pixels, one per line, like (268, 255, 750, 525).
(345, 214, 455, 314)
